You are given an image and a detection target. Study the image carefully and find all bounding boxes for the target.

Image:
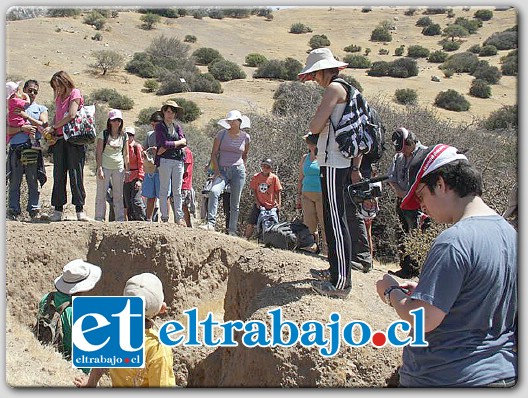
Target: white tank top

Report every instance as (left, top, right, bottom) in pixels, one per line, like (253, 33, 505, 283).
(316, 102, 352, 168)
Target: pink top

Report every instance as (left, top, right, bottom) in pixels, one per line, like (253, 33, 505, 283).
(54, 88, 83, 136)
(182, 147, 194, 190)
(8, 97, 29, 127)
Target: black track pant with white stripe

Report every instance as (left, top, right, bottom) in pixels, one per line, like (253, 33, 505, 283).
(320, 166, 351, 289)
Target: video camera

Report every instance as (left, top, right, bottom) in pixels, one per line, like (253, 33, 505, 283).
(345, 175, 388, 204)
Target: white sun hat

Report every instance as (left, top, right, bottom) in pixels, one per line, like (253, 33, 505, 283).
(6, 81, 22, 99)
(123, 273, 164, 318)
(218, 110, 251, 129)
(54, 259, 102, 295)
(298, 48, 348, 81)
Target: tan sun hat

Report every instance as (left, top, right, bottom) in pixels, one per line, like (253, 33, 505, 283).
(298, 48, 348, 81)
(54, 259, 102, 295)
(161, 100, 183, 114)
(123, 273, 164, 318)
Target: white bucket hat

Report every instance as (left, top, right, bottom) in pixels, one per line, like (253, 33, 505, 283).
(123, 273, 164, 318)
(124, 126, 136, 135)
(108, 109, 123, 120)
(54, 259, 102, 295)
(298, 48, 348, 81)
(218, 110, 251, 129)
(6, 81, 22, 99)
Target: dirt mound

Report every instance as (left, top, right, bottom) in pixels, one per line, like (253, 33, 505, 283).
(6, 221, 403, 387)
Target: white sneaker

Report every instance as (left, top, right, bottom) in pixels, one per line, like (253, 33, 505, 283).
(76, 212, 91, 221)
(49, 210, 63, 222)
(199, 223, 214, 231)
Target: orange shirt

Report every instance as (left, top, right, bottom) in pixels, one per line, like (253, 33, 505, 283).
(249, 172, 282, 209)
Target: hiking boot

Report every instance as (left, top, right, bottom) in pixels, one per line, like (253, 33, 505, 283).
(311, 280, 351, 299)
(49, 210, 63, 222)
(199, 223, 214, 231)
(310, 268, 331, 282)
(77, 212, 91, 221)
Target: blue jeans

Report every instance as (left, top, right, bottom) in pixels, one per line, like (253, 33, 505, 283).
(158, 158, 184, 222)
(207, 164, 246, 234)
(8, 148, 40, 214)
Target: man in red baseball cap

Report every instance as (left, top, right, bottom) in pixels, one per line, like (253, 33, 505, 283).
(376, 144, 517, 387)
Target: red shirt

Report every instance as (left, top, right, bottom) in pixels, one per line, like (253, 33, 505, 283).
(249, 172, 282, 209)
(182, 147, 194, 190)
(126, 142, 144, 182)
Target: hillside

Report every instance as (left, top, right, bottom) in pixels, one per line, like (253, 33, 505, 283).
(5, 6, 517, 127)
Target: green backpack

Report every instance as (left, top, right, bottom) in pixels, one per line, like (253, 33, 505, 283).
(35, 292, 71, 357)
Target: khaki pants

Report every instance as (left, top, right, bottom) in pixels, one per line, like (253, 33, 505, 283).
(301, 191, 326, 250)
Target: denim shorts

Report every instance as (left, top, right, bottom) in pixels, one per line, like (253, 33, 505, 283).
(142, 173, 160, 198)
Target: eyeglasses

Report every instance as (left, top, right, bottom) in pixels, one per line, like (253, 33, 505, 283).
(27, 88, 39, 94)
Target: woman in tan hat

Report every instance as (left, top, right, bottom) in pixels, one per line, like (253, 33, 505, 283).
(155, 100, 187, 224)
(298, 48, 369, 298)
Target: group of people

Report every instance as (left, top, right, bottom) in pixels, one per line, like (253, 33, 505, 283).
(299, 47, 517, 387)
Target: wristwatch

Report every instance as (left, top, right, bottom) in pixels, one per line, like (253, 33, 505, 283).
(384, 286, 408, 306)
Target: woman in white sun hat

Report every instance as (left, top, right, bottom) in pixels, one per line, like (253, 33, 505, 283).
(298, 47, 371, 299)
(201, 110, 251, 236)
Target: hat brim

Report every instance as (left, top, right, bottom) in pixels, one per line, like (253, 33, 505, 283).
(218, 115, 250, 129)
(298, 60, 348, 81)
(54, 262, 102, 295)
(400, 144, 468, 210)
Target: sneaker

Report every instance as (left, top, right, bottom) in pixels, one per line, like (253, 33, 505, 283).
(76, 212, 91, 221)
(161, 217, 169, 223)
(311, 280, 351, 299)
(351, 261, 372, 273)
(49, 210, 63, 222)
(199, 223, 214, 231)
(29, 210, 41, 221)
(310, 268, 331, 282)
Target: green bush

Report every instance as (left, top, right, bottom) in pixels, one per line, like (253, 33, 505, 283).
(138, 8, 179, 18)
(368, 61, 391, 77)
(143, 79, 160, 93)
(423, 8, 447, 15)
(208, 59, 246, 81)
(501, 50, 518, 76)
(167, 98, 200, 123)
(416, 16, 432, 27)
(394, 46, 405, 56)
(441, 52, 479, 73)
(468, 44, 482, 54)
(370, 27, 392, 42)
(472, 61, 502, 84)
(184, 35, 197, 43)
(208, 9, 225, 19)
(283, 57, 304, 80)
(245, 53, 268, 67)
(404, 8, 417, 16)
(474, 9, 493, 21)
(140, 13, 161, 30)
(407, 45, 430, 58)
(434, 89, 470, 111)
(136, 107, 160, 126)
(483, 30, 518, 50)
(483, 105, 517, 129)
(90, 50, 124, 75)
(47, 8, 81, 17)
(344, 44, 362, 53)
(125, 52, 157, 78)
(83, 10, 106, 30)
(290, 22, 312, 34)
(192, 73, 223, 94)
(442, 41, 461, 52)
(378, 49, 390, 56)
(395, 88, 418, 105)
(343, 54, 371, 69)
(422, 23, 441, 36)
(427, 50, 448, 63)
(88, 88, 135, 110)
(389, 58, 419, 78)
(309, 34, 331, 50)
(454, 17, 482, 34)
(92, 32, 103, 41)
(443, 69, 455, 78)
(192, 10, 206, 19)
(469, 79, 492, 98)
(479, 45, 498, 57)
(192, 47, 223, 65)
(443, 25, 469, 41)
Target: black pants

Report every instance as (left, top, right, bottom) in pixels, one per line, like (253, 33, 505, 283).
(345, 194, 373, 270)
(51, 138, 86, 209)
(321, 166, 351, 290)
(123, 179, 146, 221)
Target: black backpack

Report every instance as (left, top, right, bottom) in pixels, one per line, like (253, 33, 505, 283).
(262, 220, 317, 252)
(103, 129, 127, 153)
(362, 106, 386, 164)
(34, 292, 71, 357)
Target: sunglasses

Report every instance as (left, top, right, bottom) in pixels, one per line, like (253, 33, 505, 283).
(27, 88, 39, 94)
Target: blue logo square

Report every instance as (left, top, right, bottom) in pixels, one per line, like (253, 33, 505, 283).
(72, 296, 145, 368)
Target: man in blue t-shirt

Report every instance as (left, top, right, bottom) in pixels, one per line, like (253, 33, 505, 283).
(6, 79, 48, 221)
(376, 144, 517, 387)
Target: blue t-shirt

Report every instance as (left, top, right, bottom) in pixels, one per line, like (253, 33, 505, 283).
(9, 101, 48, 145)
(400, 215, 517, 387)
(301, 153, 321, 193)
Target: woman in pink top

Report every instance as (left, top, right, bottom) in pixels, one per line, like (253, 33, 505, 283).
(43, 71, 89, 222)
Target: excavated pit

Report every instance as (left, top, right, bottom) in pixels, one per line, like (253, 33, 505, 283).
(6, 222, 402, 387)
